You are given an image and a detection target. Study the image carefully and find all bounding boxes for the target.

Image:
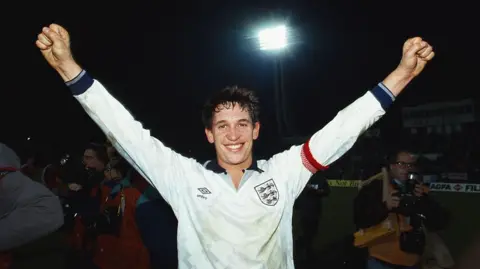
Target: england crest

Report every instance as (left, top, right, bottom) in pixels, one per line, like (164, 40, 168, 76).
(254, 179, 279, 206)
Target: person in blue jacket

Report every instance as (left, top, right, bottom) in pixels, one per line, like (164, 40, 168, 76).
(136, 184, 178, 269)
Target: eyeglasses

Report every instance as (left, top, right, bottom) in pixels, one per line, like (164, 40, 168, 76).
(394, 161, 416, 168)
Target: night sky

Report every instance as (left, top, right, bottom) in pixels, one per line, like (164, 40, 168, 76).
(2, 0, 476, 160)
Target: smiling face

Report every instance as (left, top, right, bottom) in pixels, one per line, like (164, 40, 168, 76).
(205, 103, 260, 171)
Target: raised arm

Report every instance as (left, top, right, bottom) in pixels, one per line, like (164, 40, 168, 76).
(36, 24, 200, 210)
(266, 37, 435, 198)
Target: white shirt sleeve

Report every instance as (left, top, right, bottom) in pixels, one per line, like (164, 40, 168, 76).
(68, 71, 201, 211)
(266, 83, 395, 199)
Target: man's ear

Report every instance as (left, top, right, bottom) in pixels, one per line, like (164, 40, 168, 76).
(253, 122, 260, 140)
(205, 128, 214, 144)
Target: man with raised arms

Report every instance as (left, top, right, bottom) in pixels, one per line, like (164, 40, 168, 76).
(36, 24, 434, 269)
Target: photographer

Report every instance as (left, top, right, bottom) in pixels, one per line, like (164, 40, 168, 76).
(353, 149, 449, 269)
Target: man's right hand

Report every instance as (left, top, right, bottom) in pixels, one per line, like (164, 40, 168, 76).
(36, 24, 82, 82)
(385, 190, 400, 210)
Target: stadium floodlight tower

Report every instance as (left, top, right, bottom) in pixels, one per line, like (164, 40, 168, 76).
(257, 24, 292, 138)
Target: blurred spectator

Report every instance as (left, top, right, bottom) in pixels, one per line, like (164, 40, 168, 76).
(0, 143, 65, 269)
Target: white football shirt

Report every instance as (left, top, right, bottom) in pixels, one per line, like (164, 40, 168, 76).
(67, 70, 394, 268)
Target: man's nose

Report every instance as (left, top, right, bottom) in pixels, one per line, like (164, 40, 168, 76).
(226, 128, 240, 141)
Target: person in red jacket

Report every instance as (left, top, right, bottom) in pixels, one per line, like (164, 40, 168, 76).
(90, 160, 149, 269)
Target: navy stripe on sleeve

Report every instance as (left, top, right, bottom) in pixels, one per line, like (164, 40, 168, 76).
(370, 82, 395, 111)
(66, 70, 94, 96)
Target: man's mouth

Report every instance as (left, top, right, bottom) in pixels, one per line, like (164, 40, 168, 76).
(224, 143, 245, 152)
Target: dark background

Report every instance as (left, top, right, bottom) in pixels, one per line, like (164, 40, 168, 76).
(2, 0, 476, 160)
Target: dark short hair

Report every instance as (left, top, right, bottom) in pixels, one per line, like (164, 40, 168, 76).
(202, 86, 260, 129)
(387, 149, 416, 164)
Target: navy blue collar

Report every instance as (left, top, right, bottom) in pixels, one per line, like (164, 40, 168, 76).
(205, 159, 264, 174)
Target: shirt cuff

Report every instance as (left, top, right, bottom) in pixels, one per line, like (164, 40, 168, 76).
(370, 82, 395, 111)
(65, 70, 94, 96)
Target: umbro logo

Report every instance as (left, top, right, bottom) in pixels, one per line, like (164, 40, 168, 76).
(198, 187, 211, 195)
(197, 187, 211, 200)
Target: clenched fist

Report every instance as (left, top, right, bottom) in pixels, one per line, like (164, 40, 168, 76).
(36, 24, 82, 82)
(397, 37, 435, 78)
(382, 37, 435, 96)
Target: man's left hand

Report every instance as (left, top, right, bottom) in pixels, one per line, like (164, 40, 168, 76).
(382, 37, 435, 96)
(398, 37, 435, 78)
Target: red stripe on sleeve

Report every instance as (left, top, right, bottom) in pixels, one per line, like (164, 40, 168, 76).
(301, 139, 328, 173)
(0, 167, 18, 172)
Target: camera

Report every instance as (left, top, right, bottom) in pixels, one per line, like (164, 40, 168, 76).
(393, 172, 423, 214)
(407, 172, 422, 185)
(392, 172, 427, 254)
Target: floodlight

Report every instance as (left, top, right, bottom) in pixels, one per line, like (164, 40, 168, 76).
(258, 25, 287, 51)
